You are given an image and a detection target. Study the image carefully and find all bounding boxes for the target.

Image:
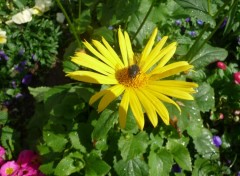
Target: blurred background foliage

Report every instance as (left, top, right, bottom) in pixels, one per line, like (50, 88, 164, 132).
(0, 0, 240, 175)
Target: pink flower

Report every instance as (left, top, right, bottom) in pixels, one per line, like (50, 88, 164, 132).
(0, 146, 6, 166)
(17, 150, 40, 169)
(216, 61, 226, 70)
(15, 165, 38, 176)
(219, 113, 224, 120)
(234, 72, 240, 84)
(0, 161, 19, 176)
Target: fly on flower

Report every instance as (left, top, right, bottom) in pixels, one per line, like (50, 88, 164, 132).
(67, 27, 198, 130)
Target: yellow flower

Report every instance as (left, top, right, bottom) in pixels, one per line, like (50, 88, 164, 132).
(67, 28, 198, 130)
(0, 29, 7, 44)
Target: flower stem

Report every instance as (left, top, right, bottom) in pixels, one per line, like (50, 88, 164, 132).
(132, 0, 155, 41)
(55, 0, 81, 47)
(186, 0, 232, 62)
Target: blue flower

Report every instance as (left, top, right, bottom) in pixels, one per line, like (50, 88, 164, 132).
(197, 19, 204, 25)
(188, 31, 197, 37)
(175, 19, 182, 26)
(212, 136, 222, 147)
(108, 26, 113, 30)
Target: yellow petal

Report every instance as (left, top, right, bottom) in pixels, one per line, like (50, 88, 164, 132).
(136, 89, 158, 127)
(92, 40, 119, 68)
(157, 44, 176, 68)
(83, 41, 115, 68)
(150, 80, 198, 88)
(141, 42, 177, 73)
(102, 37, 124, 69)
(146, 88, 181, 112)
(71, 53, 115, 75)
(124, 31, 134, 65)
(119, 89, 130, 128)
(140, 89, 169, 125)
(66, 71, 118, 84)
(97, 85, 125, 112)
(118, 28, 128, 67)
(150, 61, 193, 80)
(129, 89, 145, 130)
(140, 28, 158, 65)
(148, 84, 195, 100)
(89, 89, 108, 105)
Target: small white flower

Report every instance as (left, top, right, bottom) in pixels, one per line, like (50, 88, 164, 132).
(56, 13, 65, 23)
(11, 8, 33, 24)
(33, 0, 53, 15)
(0, 29, 7, 44)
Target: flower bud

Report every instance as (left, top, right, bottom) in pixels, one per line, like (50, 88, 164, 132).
(216, 61, 226, 70)
(234, 72, 240, 84)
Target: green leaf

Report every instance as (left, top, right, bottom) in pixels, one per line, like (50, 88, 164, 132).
(223, 0, 239, 36)
(114, 157, 149, 176)
(193, 129, 219, 159)
(118, 132, 149, 160)
(55, 152, 84, 176)
(92, 109, 118, 140)
(192, 157, 220, 176)
(190, 44, 228, 70)
(166, 139, 192, 171)
(127, 0, 156, 46)
(85, 152, 111, 176)
(174, 0, 215, 26)
(1, 126, 15, 159)
(43, 130, 68, 152)
(29, 87, 50, 102)
(175, 0, 208, 11)
(68, 123, 86, 153)
(149, 148, 173, 176)
(0, 110, 8, 125)
(194, 82, 215, 112)
(74, 9, 91, 34)
(93, 27, 114, 43)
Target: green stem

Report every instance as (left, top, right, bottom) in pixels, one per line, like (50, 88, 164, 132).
(55, 0, 81, 47)
(132, 0, 155, 41)
(186, 0, 231, 61)
(78, 0, 82, 19)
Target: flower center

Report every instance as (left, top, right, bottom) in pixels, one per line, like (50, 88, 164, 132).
(116, 66, 148, 88)
(6, 168, 14, 174)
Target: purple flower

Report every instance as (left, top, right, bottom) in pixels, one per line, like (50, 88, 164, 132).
(172, 164, 181, 173)
(185, 17, 191, 23)
(220, 17, 228, 28)
(0, 50, 8, 61)
(237, 171, 240, 176)
(15, 61, 27, 72)
(11, 81, 17, 88)
(212, 136, 222, 147)
(175, 19, 182, 26)
(197, 19, 204, 25)
(15, 93, 23, 99)
(22, 74, 32, 85)
(188, 31, 197, 37)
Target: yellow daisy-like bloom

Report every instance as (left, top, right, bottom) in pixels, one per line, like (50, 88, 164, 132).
(0, 29, 7, 44)
(67, 28, 198, 130)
